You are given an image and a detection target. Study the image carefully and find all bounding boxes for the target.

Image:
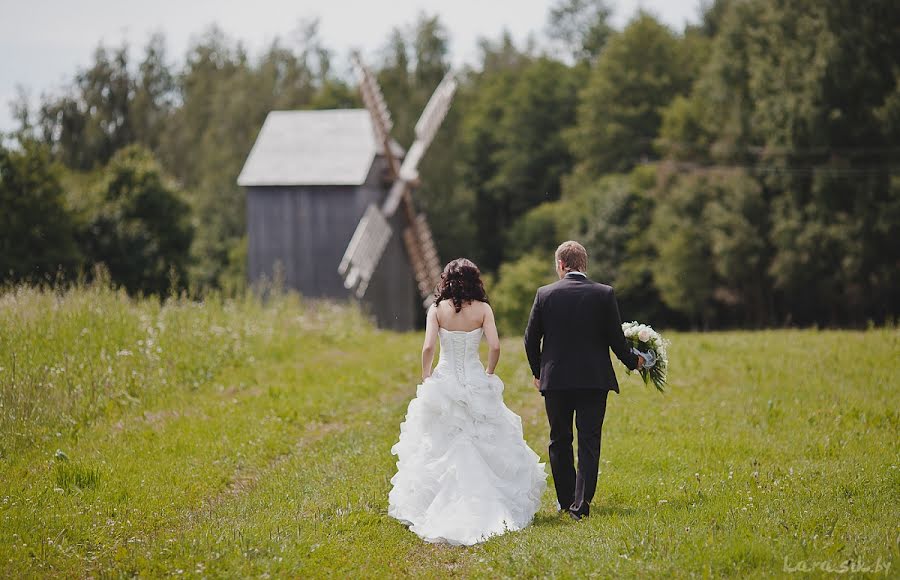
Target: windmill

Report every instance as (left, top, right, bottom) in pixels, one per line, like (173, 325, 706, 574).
(338, 54, 457, 308)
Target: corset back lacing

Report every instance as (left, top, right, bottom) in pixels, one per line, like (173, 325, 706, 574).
(438, 328, 481, 384)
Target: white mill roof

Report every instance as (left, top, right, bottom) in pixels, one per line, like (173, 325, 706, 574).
(237, 109, 404, 187)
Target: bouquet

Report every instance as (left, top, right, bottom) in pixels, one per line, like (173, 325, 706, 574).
(621, 321, 669, 392)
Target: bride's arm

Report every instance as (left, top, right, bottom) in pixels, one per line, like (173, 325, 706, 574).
(482, 304, 501, 374)
(421, 304, 439, 380)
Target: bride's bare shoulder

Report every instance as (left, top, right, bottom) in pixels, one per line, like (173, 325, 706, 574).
(431, 300, 446, 325)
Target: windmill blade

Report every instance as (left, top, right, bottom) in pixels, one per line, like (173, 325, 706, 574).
(338, 204, 393, 298)
(352, 53, 400, 177)
(403, 213, 442, 305)
(382, 178, 409, 217)
(402, 227, 427, 298)
(388, 73, 456, 301)
(341, 66, 455, 303)
(382, 72, 458, 217)
(352, 53, 393, 137)
(399, 72, 458, 182)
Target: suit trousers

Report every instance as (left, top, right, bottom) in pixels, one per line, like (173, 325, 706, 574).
(543, 389, 609, 515)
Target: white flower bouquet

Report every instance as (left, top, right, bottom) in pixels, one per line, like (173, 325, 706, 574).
(621, 321, 669, 392)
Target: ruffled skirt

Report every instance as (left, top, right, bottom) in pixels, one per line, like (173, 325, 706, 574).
(388, 368, 547, 546)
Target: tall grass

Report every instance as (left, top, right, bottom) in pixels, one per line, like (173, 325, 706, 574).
(0, 284, 897, 577)
(0, 282, 368, 459)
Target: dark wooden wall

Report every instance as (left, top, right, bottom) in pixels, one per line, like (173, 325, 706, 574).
(246, 158, 418, 330)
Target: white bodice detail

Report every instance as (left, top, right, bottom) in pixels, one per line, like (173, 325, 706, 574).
(434, 327, 486, 383)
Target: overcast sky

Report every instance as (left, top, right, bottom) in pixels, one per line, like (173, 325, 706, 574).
(0, 0, 703, 132)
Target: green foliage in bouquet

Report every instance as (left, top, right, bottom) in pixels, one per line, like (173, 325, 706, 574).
(622, 321, 669, 392)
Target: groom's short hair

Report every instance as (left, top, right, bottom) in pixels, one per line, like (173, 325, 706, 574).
(556, 241, 588, 272)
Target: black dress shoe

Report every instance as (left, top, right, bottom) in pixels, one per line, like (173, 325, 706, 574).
(567, 509, 583, 521)
(569, 502, 590, 519)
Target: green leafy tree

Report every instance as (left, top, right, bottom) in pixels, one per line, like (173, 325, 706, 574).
(0, 140, 81, 281)
(489, 254, 557, 337)
(160, 26, 331, 288)
(38, 44, 135, 170)
(81, 145, 192, 295)
(650, 174, 716, 328)
(752, 1, 900, 324)
(650, 169, 772, 327)
(568, 13, 694, 176)
(476, 31, 533, 75)
(461, 56, 579, 270)
(571, 168, 675, 325)
(655, 95, 713, 162)
(504, 201, 572, 262)
(689, 0, 900, 324)
(459, 68, 517, 270)
(652, 0, 900, 326)
(130, 34, 176, 155)
(545, 0, 614, 63)
(703, 170, 772, 325)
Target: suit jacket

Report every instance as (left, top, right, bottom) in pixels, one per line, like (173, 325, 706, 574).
(524, 272, 639, 394)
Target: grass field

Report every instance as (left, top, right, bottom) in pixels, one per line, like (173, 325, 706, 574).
(1, 285, 898, 578)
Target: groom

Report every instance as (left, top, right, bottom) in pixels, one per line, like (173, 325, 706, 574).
(524, 241, 643, 521)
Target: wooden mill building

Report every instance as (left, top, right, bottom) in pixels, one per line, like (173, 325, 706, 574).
(237, 110, 418, 330)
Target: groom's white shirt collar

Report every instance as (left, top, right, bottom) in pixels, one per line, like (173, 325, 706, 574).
(565, 271, 587, 278)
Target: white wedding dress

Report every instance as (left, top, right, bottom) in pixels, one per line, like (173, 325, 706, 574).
(388, 327, 547, 546)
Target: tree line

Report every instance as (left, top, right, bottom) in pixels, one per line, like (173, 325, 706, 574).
(2, 0, 898, 330)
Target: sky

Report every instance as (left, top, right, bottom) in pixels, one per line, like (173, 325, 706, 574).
(0, 0, 703, 132)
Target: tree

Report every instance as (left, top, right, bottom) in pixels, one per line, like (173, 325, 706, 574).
(412, 15, 450, 96)
(489, 254, 557, 336)
(461, 56, 579, 270)
(652, 0, 900, 326)
(569, 13, 694, 176)
(708, 0, 900, 324)
(476, 31, 532, 75)
(376, 14, 450, 144)
(545, 0, 613, 63)
(0, 140, 80, 281)
(650, 175, 716, 328)
(130, 34, 176, 155)
(81, 145, 192, 295)
(702, 170, 772, 326)
(38, 43, 135, 171)
(650, 168, 772, 327)
(504, 201, 572, 263)
(160, 25, 331, 288)
(570, 168, 677, 325)
(655, 94, 712, 161)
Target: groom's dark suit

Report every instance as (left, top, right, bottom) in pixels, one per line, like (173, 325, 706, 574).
(524, 272, 639, 517)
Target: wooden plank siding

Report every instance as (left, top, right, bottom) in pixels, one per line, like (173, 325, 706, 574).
(246, 158, 417, 330)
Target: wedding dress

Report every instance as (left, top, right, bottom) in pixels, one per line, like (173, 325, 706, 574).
(388, 327, 547, 546)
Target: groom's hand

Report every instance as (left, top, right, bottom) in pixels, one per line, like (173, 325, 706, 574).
(637, 355, 645, 369)
(533, 377, 540, 390)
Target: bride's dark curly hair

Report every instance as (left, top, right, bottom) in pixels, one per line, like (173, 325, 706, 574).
(433, 258, 489, 312)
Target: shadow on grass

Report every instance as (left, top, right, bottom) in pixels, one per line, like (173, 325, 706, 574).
(591, 505, 636, 518)
(532, 513, 570, 529)
(531, 504, 638, 529)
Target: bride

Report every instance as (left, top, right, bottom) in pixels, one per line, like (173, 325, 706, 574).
(388, 258, 547, 546)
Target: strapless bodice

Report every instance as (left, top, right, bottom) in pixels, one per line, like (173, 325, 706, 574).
(435, 327, 485, 383)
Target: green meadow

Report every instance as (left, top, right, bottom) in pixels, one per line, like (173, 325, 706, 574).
(1, 286, 897, 578)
